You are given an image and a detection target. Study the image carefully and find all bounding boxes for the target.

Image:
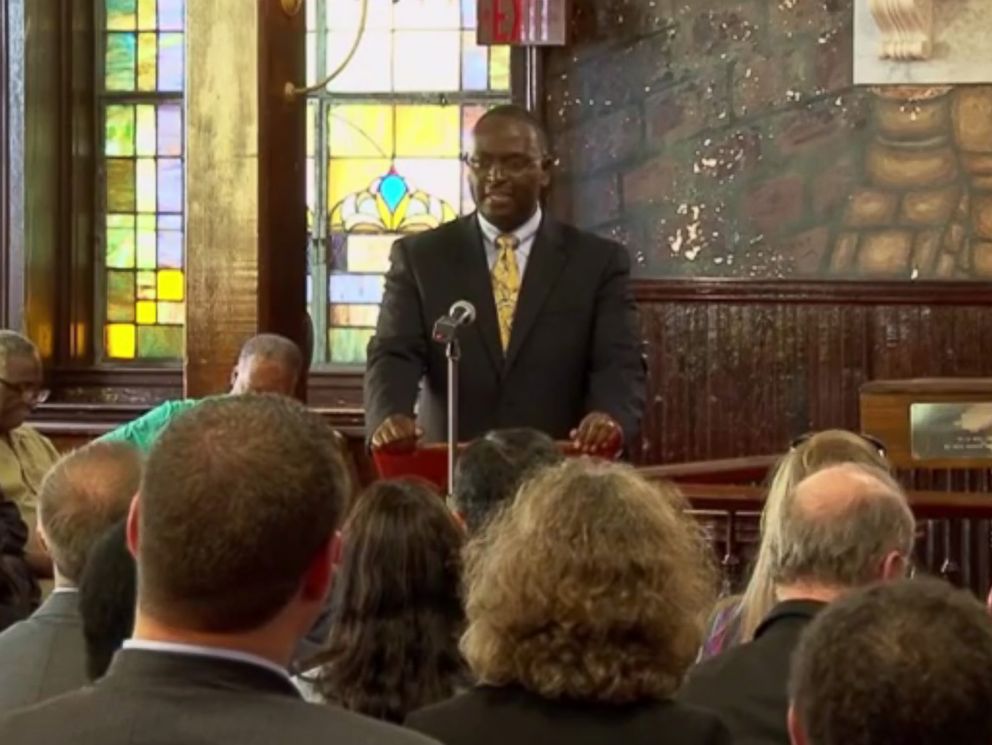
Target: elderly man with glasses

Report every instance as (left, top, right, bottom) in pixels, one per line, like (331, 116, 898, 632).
(0, 331, 56, 588)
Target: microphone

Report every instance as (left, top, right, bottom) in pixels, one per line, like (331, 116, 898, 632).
(448, 300, 477, 327)
(433, 300, 477, 344)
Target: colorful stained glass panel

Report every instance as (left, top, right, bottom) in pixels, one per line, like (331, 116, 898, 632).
(393, 0, 460, 30)
(346, 234, 395, 272)
(330, 304, 380, 327)
(325, 0, 393, 30)
(157, 105, 182, 156)
(326, 31, 392, 93)
(462, 33, 488, 90)
(328, 328, 375, 364)
(395, 106, 460, 157)
(137, 271, 157, 300)
(490, 46, 510, 90)
(328, 105, 393, 158)
(107, 160, 136, 212)
(158, 0, 183, 31)
(137, 325, 183, 358)
(107, 0, 137, 31)
(158, 33, 183, 91)
(105, 105, 136, 156)
(157, 159, 183, 212)
(157, 269, 184, 300)
(136, 300, 156, 324)
(106, 33, 137, 91)
(157, 302, 184, 324)
(136, 214, 157, 268)
(136, 158, 157, 212)
(107, 215, 136, 268)
(461, 0, 477, 27)
(329, 274, 385, 304)
(393, 31, 460, 92)
(137, 32, 157, 90)
(138, 0, 157, 29)
(107, 271, 137, 322)
(136, 104, 156, 155)
(106, 324, 137, 359)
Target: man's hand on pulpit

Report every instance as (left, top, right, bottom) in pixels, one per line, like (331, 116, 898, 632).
(370, 414, 423, 452)
(570, 411, 623, 454)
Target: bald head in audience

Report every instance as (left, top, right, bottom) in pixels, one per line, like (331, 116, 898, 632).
(229, 333, 304, 397)
(773, 463, 915, 600)
(39, 441, 142, 588)
(789, 578, 992, 745)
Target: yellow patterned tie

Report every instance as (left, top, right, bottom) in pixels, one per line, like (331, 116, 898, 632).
(491, 234, 521, 352)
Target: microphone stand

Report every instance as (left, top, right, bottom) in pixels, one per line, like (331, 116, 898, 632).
(433, 309, 473, 497)
(445, 338, 460, 497)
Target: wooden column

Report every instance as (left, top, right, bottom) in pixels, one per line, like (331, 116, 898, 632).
(185, 0, 306, 398)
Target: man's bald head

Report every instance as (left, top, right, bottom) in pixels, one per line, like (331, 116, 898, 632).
(773, 463, 914, 589)
(229, 334, 304, 396)
(39, 441, 142, 584)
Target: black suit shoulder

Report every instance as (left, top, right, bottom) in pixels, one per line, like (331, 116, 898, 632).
(407, 686, 731, 745)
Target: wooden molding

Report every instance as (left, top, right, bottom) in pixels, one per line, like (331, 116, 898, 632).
(631, 278, 992, 305)
(869, 0, 934, 60)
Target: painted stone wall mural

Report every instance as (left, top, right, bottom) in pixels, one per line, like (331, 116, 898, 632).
(541, 0, 992, 280)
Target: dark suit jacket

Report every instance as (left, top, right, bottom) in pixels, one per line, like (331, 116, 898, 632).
(0, 648, 441, 745)
(0, 590, 87, 714)
(677, 600, 827, 745)
(406, 684, 731, 745)
(365, 214, 646, 447)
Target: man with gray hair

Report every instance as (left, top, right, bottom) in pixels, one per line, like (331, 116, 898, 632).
(678, 462, 915, 745)
(0, 441, 141, 712)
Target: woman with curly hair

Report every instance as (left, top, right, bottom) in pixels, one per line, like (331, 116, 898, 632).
(406, 459, 729, 745)
(697, 430, 890, 660)
(300, 478, 466, 723)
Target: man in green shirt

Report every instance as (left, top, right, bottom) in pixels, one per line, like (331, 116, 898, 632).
(100, 334, 304, 452)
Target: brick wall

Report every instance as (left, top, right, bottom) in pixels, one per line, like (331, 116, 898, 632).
(544, 0, 992, 280)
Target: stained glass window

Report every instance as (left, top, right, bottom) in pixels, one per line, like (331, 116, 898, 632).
(100, 0, 185, 360)
(307, 0, 512, 365)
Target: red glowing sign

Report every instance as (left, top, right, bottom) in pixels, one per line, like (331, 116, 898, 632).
(477, 0, 568, 46)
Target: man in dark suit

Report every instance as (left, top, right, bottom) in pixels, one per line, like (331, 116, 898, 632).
(0, 440, 140, 713)
(678, 464, 915, 745)
(0, 395, 436, 745)
(365, 105, 645, 454)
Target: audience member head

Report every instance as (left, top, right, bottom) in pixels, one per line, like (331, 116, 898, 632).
(772, 463, 914, 598)
(463, 459, 716, 703)
(453, 427, 563, 534)
(788, 578, 992, 745)
(79, 520, 135, 680)
(130, 394, 348, 664)
(467, 104, 552, 232)
(0, 330, 46, 433)
(311, 478, 464, 722)
(37, 441, 142, 587)
(737, 430, 890, 641)
(229, 333, 304, 396)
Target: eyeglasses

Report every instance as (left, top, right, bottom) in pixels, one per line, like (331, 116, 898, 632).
(0, 375, 50, 406)
(462, 153, 543, 177)
(789, 431, 887, 456)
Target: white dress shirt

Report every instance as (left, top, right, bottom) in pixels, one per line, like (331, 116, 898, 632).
(478, 206, 543, 277)
(122, 639, 292, 683)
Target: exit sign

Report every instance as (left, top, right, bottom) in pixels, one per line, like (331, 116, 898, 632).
(477, 0, 568, 46)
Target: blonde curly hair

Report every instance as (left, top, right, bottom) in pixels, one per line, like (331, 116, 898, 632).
(461, 459, 717, 703)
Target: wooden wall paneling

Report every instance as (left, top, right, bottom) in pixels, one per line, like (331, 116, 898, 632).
(635, 280, 992, 465)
